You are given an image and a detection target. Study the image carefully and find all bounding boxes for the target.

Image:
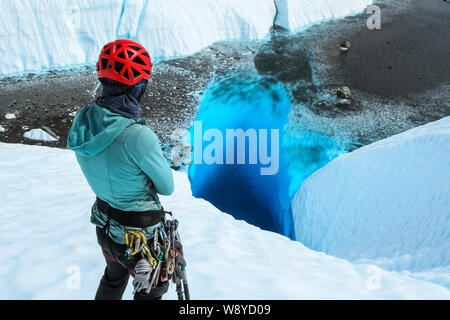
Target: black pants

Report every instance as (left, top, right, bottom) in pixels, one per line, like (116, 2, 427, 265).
(94, 226, 169, 300)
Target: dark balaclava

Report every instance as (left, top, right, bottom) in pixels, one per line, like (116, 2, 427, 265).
(96, 78, 148, 121)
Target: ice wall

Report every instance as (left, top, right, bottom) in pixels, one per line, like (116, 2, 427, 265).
(291, 116, 450, 277)
(0, 0, 274, 75)
(0, 0, 123, 75)
(274, 0, 373, 31)
(0, 0, 372, 76)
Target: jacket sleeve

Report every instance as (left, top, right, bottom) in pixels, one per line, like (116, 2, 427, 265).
(125, 126, 174, 196)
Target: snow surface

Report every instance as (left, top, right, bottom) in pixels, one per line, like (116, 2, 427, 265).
(5, 114, 16, 120)
(0, 0, 372, 76)
(0, 142, 448, 299)
(292, 116, 450, 288)
(0, 125, 5, 133)
(23, 129, 58, 142)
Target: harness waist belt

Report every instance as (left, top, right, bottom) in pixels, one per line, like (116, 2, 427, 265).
(96, 197, 165, 228)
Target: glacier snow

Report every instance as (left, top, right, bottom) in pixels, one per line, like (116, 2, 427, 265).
(0, 0, 372, 76)
(291, 116, 450, 288)
(0, 142, 448, 299)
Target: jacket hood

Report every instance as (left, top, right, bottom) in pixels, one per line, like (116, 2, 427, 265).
(67, 104, 145, 157)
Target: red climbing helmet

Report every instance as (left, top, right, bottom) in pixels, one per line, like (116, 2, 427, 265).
(96, 39, 153, 86)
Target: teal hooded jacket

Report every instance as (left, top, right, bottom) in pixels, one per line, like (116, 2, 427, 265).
(67, 104, 174, 243)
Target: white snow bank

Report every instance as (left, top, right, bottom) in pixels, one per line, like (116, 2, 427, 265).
(23, 129, 58, 142)
(0, 0, 372, 75)
(0, 125, 5, 133)
(274, 0, 373, 31)
(292, 116, 450, 287)
(5, 113, 16, 120)
(0, 142, 448, 299)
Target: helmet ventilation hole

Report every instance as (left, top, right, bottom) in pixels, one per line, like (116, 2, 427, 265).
(117, 51, 126, 59)
(132, 68, 141, 79)
(114, 61, 124, 73)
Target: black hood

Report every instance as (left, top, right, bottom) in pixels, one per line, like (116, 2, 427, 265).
(96, 78, 148, 120)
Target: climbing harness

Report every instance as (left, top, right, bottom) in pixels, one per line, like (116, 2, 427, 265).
(124, 212, 190, 300)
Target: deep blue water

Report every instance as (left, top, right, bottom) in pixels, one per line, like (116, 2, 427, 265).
(187, 74, 342, 239)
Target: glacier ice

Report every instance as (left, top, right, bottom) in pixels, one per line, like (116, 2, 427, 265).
(291, 116, 450, 285)
(0, 0, 372, 76)
(274, 0, 373, 32)
(23, 128, 58, 142)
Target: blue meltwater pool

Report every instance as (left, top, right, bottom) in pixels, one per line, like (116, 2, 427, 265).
(186, 74, 342, 239)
